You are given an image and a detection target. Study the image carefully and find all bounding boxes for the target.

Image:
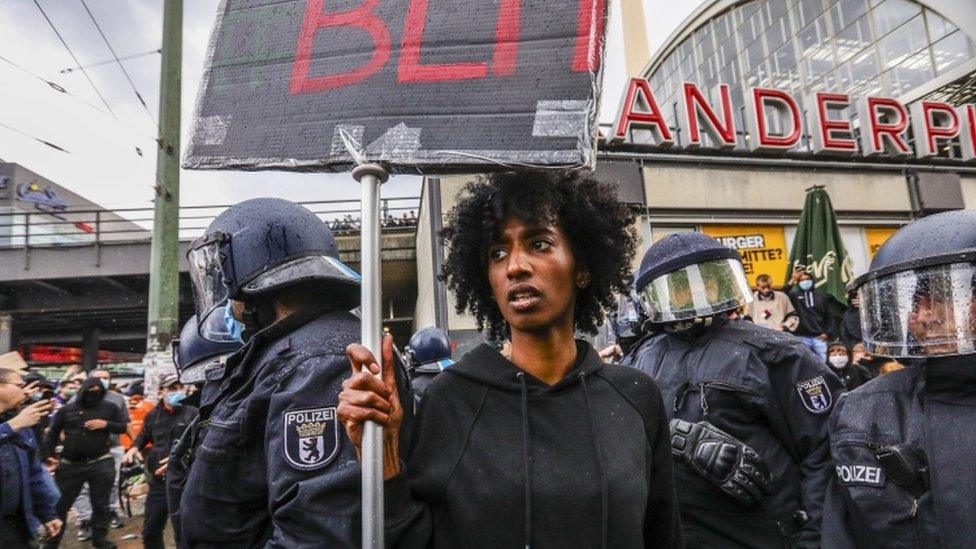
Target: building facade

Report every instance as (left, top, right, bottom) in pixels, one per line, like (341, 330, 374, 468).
(413, 0, 976, 355)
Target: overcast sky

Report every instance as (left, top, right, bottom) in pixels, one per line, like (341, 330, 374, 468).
(0, 0, 704, 219)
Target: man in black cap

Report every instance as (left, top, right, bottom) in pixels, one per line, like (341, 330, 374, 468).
(125, 374, 197, 549)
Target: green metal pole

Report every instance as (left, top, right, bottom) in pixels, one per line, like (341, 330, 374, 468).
(146, 0, 182, 360)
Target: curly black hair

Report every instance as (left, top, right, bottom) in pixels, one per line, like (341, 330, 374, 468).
(439, 170, 638, 341)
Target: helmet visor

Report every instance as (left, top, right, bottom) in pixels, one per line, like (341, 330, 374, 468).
(638, 258, 753, 323)
(187, 235, 230, 331)
(859, 262, 976, 357)
(240, 254, 361, 295)
(178, 356, 224, 385)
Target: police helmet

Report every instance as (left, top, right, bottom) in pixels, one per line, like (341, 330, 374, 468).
(187, 198, 361, 340)
(634, 232, 753, 324)
(852, 210, 976, 358)
(172, 315, 243, 384)
(405, 328, 454, 372)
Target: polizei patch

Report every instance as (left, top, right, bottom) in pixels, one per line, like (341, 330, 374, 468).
(796, 375, 832, 414)
(283, 407, 339, 471)
(836, 464, 885, 487)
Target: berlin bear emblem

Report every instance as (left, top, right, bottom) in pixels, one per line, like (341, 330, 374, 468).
(283, 407, 340, 470)
(796, 375, 832, 414)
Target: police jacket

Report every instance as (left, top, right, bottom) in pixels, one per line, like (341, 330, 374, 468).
(623, 316, 844, 548)
(821, 357, 976, 548)
(179, 304, 413, 548)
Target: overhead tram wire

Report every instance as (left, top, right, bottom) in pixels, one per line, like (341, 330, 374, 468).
(0, 55, 157, 157)
(79, 0, 158, 127)
(0, 121, 72, 155)
(60, 48, 161, 74)
(32, 0, 116, 118)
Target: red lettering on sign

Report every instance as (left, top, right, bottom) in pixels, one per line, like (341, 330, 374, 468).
(399, 0, 494, 82)
(751, 87, 802, 149)
(612, 78, 672, 145)
(572, 0, 606, 72)
(863, 97, 911, 155)
(682, 83, 736, 147)
(912, 101, 960, 158)
(492, 0, 521, 77)
(961, 104, 976, 162)
(289, 0, 391, 94)
(813, 92, 857, 153)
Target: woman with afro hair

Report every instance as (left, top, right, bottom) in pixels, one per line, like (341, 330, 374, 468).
(339, 170, 682, 548)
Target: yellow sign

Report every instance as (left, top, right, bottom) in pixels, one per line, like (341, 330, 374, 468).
(702, 225, 788, 287)
(864, 227, 898, 259)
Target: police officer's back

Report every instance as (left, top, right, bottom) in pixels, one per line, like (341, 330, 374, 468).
(821, 210, 976, 548)
(623, 232, 844, 548)
(178, 198, 411, 547)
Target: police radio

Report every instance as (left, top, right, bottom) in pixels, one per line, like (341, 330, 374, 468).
(875, 444, 929, 497)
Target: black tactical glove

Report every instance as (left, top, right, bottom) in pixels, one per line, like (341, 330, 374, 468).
(670, 418, 772, 506)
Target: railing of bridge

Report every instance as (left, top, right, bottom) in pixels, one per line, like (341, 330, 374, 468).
(0, 196, 421, 249)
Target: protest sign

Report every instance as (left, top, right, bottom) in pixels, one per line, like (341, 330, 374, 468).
(184, 0, 608, 173)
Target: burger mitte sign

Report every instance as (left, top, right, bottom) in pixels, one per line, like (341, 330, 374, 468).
(612, 77, 976, 161)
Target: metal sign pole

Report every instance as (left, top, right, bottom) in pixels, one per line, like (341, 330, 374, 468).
(352, 163, 390, 549)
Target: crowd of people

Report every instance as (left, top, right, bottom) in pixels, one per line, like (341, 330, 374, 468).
(0, 366, 201, 548)
(2, 170, 974, 548)
(741, 267, 903, 390)
(329, 210, 418, 234)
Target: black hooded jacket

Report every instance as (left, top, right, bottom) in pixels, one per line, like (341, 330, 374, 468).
(385, 340, 682, 548)
(45, 377, 127, 461)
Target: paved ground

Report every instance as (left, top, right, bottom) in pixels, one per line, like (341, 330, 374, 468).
(59, 493, 176, 549)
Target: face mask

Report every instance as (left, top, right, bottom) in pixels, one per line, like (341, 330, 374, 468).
(799, 280, 814, 291)
(224, 302, 244, 343)
(63, 388, 76, 398)
(99, 379, 110, 389)
(81, 389, 104, 408)
(829, 355, 849, 369)
(165, 391, 187, 407)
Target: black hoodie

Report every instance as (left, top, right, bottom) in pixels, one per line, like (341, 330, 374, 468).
(46, 377, 126, 461)
(385, 340, 682, 548)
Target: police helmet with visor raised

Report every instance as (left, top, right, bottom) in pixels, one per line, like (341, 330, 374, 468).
(634, 232, 753, 324)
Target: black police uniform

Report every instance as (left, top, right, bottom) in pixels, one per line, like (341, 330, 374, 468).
(178, 304, 413, 547)
(822, 358, 976, 547)
(624, 315, 845, 548)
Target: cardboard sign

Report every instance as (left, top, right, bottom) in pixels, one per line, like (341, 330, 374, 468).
(184, 0, 608, 173)
(702, 225, 788, 287)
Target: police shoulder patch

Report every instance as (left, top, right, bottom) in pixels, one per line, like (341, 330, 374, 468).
(283, 407, 340, 471)
(796, 375, 832, 414)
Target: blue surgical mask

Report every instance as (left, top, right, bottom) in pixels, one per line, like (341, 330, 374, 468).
(165, 391, 187, 407)
(799, 280, 814, 291)
(223, 302, 244, 343)
(100, 379, 110, 389)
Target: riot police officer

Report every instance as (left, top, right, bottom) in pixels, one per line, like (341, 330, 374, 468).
(165, 314, 241, 547)
(178, 197, 412, 546)
(404, 327, 453, 408)
(622, 232, 843, 548)
(821, 209, 976, 548)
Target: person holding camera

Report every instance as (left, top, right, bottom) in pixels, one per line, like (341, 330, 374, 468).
(0, 367, 62, 548)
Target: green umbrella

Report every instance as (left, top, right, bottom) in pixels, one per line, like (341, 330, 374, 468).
(787, 186, 853, 305)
